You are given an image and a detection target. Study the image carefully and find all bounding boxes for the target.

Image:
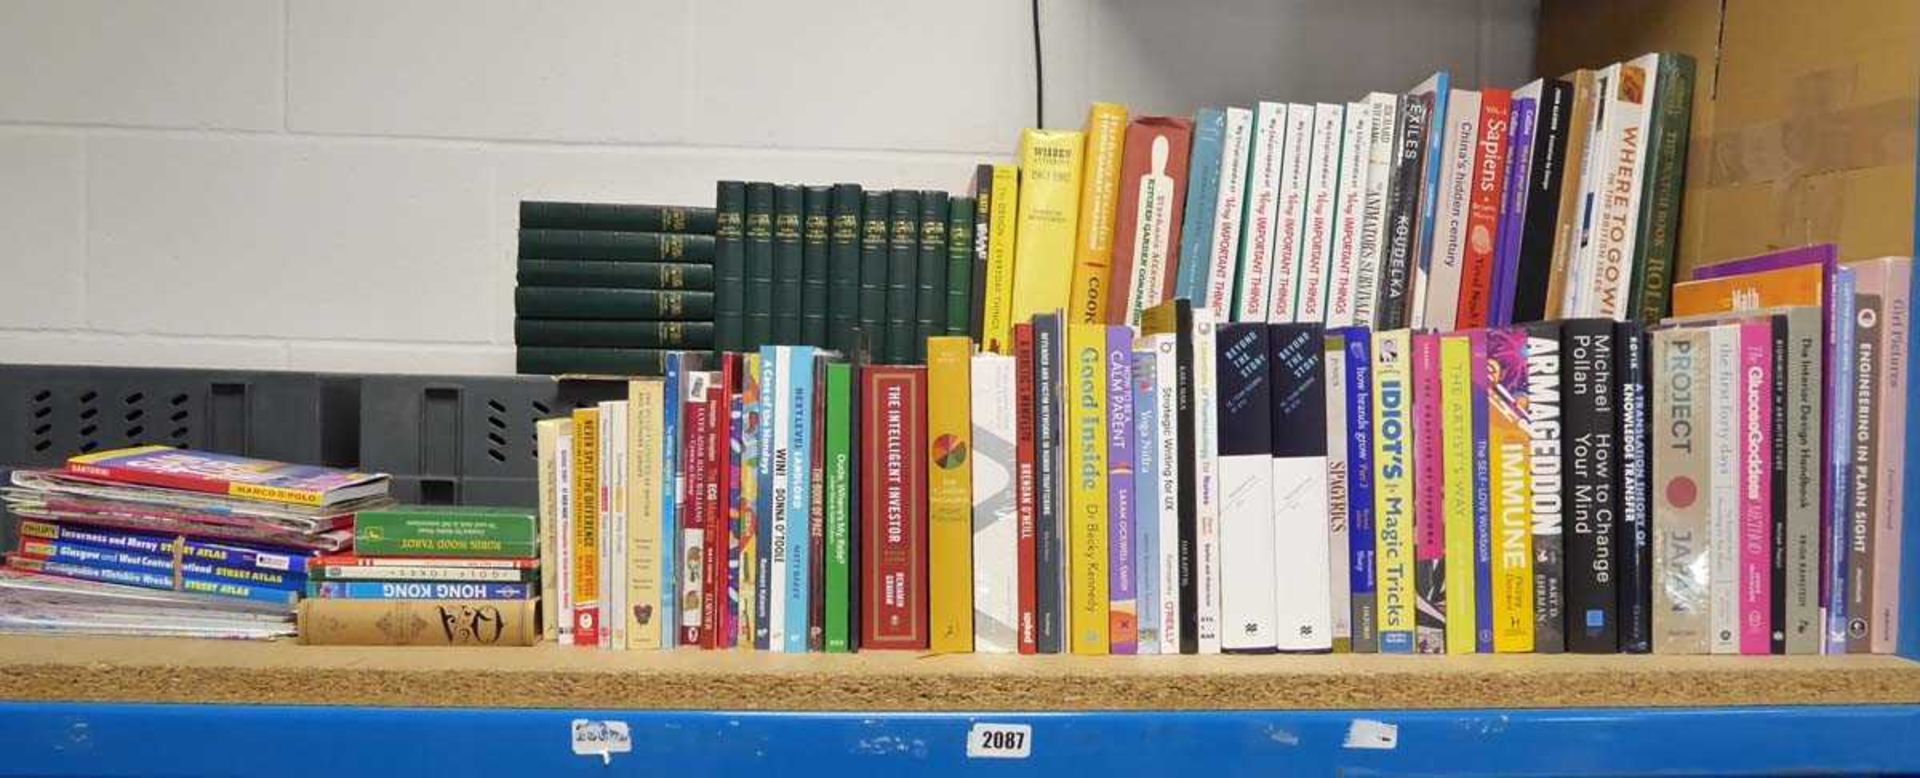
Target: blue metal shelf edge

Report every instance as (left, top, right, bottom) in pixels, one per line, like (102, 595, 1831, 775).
(3, 702, 1917, 777)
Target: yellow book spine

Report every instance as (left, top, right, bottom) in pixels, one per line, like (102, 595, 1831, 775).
(926, 337, 975, 653)
(1011, 129, 1086, 324)
(1439, 335, 1477, 654)
(982, 165, 1022, 353)
(571, 408, 601, 640)
(536, 417, 565, 643)
(1065, 323, 1110, 654)
(626, 380, 665, 650)
(1068, 102, 1128, 325)
(1371, 329, 1416, 652)
(1488, 330, 1536, 653)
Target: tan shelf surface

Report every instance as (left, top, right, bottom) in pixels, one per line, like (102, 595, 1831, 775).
(3, 635, 1920, 711)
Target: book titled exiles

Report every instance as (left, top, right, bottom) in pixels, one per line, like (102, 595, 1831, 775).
(860, 365, 929, 650)
(66, 446, 389, 508)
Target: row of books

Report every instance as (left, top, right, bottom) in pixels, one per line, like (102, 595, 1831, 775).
(514, 201, 719, 376)
(537, 249, 1910, 655)
(712, 182, 977, 365)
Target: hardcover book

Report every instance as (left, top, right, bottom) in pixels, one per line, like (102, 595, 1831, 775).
(858, 191, 893, 361)
(1629, 54, 1695, 325)
(1525, 322, 1565, 653)
(971, 352, 1020, 653)
(802, 186, 832, 348)
(515, 320, 714, 350)
(915, 191, 951, 361)
(714, 180, 747, 352)
(773, 185, 806, 346)
(970, 168, 992, 342)
(513, 287, 714, 321)
(1271, 322, 1332, 651)
(1011, 130, 1086, 325)
(860, 365, 928, 650)
(887, 191, 922, 365)
(947, 197, 976, 336)
(1215, 322, 1276, 651)
(520, 201, 716, 233)
(1561, 319, 1619, 653)
(1371, 328, 1415, 653)
(743, 183, 776, 349)
(828, 183, 864, 354)
(927, 337, 974, 653)
(1070, 102, 1128, 325)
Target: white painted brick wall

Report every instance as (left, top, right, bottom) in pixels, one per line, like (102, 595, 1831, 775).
(0, 0, 1535, 375)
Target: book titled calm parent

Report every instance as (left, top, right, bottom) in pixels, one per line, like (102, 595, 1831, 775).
(514, 287, 714, 320)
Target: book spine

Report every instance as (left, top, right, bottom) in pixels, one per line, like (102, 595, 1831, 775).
(513, 288, 713, 321)
(1585, 56, 1656, 320)
(1106, 326, 1139, 653)
(1297, 104, 1343, 323)
(1514, 81, 1573, 323)
(970, 167, 992, 343)
(1032, 315, 1066, 652)
(1010, 130, 1085, 325)
(515, 320, 714, 350)
(677, 377, 712, 648)
(766, 351, 792, 650)
(737, 357, 762, 648)
(754, 353, 777, 650)
(629, 380, 665, 649)
(1215, 323, 1276, 651)
(297, 599, 538, 647)
(1489, 93, 1537, 326)
(1440, 332, 1477, 653)
(1013, 324, 1040, 654)
(1547, 72, 1598, 320)
(823, 361, 854, 653)
(517, 230, 716, 262)
(1323, 333, 1351, 651)
(887, 191, 922, 364)
(313, 564, 533, 583)
(1267, 104, 1315, 323)
(1524, 322, 1565, 653)
(1562, 66, 1615, 318)
(1770, 315, 1792, 655)
(828, 184, 864, 355)
(1205, 108, 1254, 313)
(807, 360, 827, 652)
(1344, 329, 1378, 652)
(1378, 91, 1432, 330)
(18, 521, 310, 575)
(784, 348, 818, 652)
(1468, 331, 1494, 651)
(17, 539, 304, 590)
(1738, 320, 1774, 654)
(1630, 56, 1695, 325)
(1109, 116, 1194, 328)
(1562, 320, 1619, 653)
(1411, 332, 1446, 654)
(1420, 89, 1479, 329)
(1271, 323, 1332, 651)
(800, 186, 832, 348)
(658, 358, 680, 648)
(1355, 95, 1398, 327)
(1191, 310, 1223, 652)
(1454, 90, 1510, 329)
(770, 185, 805, 346)
(604, 400, 630, 650)
(861, 366, 930, 650)
(1175, 109, 1226, 304)
(1825, 268, 1859, 652)
(927, 337, 974, 653)
(1706, 325, 1742, 654)
(1487, 327, 1535, 652)
(982, 166, 1022, 354)
(858, 192, 893, 361)
(537, 418, 563, 642)
(744, 183, 776, 350)
(1616, 323, 1652, 652)
(1151, 334, 1183, 654)
(716, 183, 747, 354)
(1372, 328, 1415, 653)
(1653, 327, 1712, 653)
(1068, 102, 1127, 325)
(1234, 102, 1286, 324)
(1871, 259, 1911, 653)
(1065, 323, 1112, 654)
(351, 515, 535, 560)
(520, 201, 717, 233)
(1326, 102, 1372, 328)
(1847, 284, 1883, 653)
(971, 353, 1020, 653)
(1140, 300, 1198, 653)
(946, 197, 976, 336)
(569, 408, 601, 647)
(310, 581, 532, 600)
(915, 190, 951, 361)
(723, 365, 746, 648)
(1132, 347, 1161, 654)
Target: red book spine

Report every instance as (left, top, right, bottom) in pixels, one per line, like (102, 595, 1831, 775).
(860, 365, 930, 650)
(1107, 117, 1195, 326)
(1455, 88, 1512, 330)
(1012, 324, 1040, 654)
(710, 358, 738, 649)
(65, 464, 228, 498)
(680, 390, 713, 648)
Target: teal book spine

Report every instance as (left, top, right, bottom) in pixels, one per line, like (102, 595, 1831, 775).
(1175, 108, 1225, 302)
(947, 196, 976, 337)
(828, 184, 864, 354)
(516, 260, 712, 290)
(858, 191, 892, 361)
(773, 185, 806, 347)
(887, 190, 922, 365)
(714, 181, 747, 352)
(514, 320, 714, 350)
(782, 346, 819, 652)
(744, 183, 776, 350)
(517, 230, 715, 262)
(802, 185, 833, 348)
(915, 190, 949, 362)
(513, 287, 713, 320)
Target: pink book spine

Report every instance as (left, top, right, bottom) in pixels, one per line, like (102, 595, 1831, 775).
(1413, 332, 1447, 571)
(1871, 258, 1911, 653)
(1738, 318, 1772, 655)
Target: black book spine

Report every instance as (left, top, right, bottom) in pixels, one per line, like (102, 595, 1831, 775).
(515, 319, 715, 350)
(1511, 80, 1573, 323)
(1216, 322, 1274, 653)
(1615, 321, 1652, 652)
(714, 182, 748, 353)
(1377, 92, 1432, 330)
(946, 197, 976, 337)
(802, 186, 832, 348)
(515, 346, 671, 376)
(914, 191, 949, 363)
(519, 201, 717, 233)
(858, 192, 892, 364)
(886, 190, 921, 365)
(969, 165, 993, 343)
(516, 259, 713, 290)
(517, 229, 716, 262)
(1769, 313, 1790, 654)
(513, 287, 713, 320)
(1031, 313, 1064, 653)
(1562, 318, 1618, 652)
(1525, 320, 1565, 653)
(828, 184, 864, 355)
(744, 183, 776, 350)
(772, 185, 806, 347)
(1142, 299, 1198, 654)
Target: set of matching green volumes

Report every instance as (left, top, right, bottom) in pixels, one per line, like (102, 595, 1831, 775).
(712, 181, 977, 365)
(514, 200, 719, 376)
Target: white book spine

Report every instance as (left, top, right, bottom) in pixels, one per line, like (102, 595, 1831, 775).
(1355, 93, 1399, 328)
(605, 401, 629, 650)
(597, 402, 615, 649)
(1707, 324, 1741, 654)
(1324, 337, 1352, 645)
(555, 429, 575, 642)
(1420, 89, 1480, 330)
(1192, 309, 1223, 652)
(1206, 108, 1255, 313)
(970, 354, 1020, 653)
(1233, 102, 1287, 323)
(1268, 104, 1315, 323)
(1565, 64, 1620, 317)
(1298, 103, 1345, 324)
(764, 357, 788, 652)
(1326, 102, 1372, 328)
(1152, 335, 1183, 655)
(1273, 456, 1334, 651)
(1586, 55, 1658, 320)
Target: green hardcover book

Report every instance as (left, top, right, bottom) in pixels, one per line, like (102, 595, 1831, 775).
(714, 181, 748, 352)
(353, 506, 537, 559)
(744, 182, 776, 350)
(1628, 54, 1696, 326)
(516, 260, 713, 290)
(802, 185, 833, 348)
(515, 346, 672, 376)
(858, 191, 891, 361)
(823, 360, 854, 652)
(969, 165, 993, 342)
(514, 287, 713, 320)
(828, 183, 864, 354)
(946, 196, 976, 337)
(516, 230, 716, 262)
(887, 190, 922, 364)
(519, 201, 717, 234)
(773, 185, 806, 346)
(914, 191, 949, 363)
(515, 319, 714, 349)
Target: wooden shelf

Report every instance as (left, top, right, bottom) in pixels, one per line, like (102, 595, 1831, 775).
(3, 635, 1919, 711)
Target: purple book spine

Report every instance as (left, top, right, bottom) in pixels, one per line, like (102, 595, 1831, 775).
(1689, 245, 1837, 280)
(1106, 325, 1139, 654)
(1490, 98, 1538, 325)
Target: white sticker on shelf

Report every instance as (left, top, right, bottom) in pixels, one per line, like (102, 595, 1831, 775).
(1342, 718, 1399, 750)
(571, 719, 633, 764)
(965, 722, 1033, 759)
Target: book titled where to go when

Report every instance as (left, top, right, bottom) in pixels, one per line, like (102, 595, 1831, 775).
(64, 446, 389, 508)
